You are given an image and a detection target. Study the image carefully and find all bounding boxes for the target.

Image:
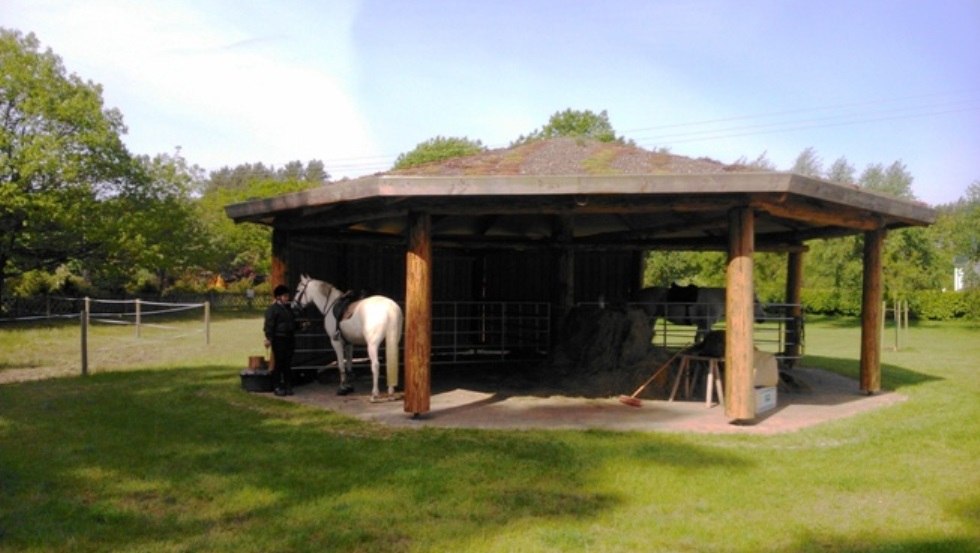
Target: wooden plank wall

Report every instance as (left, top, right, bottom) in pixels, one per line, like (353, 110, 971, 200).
(287, 237, 641, 307)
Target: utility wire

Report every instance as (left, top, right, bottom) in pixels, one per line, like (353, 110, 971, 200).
(317, 90, 979, 177)
(632, 102, 980, 145)
(620, 89, 979, 134)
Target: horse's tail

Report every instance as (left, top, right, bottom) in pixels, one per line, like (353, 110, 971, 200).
(385, 302, 403, 389)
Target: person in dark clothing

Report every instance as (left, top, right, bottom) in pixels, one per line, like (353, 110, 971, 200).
(264, 284, 297, 396)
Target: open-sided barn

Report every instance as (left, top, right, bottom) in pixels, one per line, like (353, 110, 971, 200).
(225, 138, 935, 423)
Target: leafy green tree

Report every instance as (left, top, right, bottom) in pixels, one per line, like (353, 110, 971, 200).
(931, 181, 980, 289)
(197, 167, 319, 280)
(860, 161, 915, 199)
(826, 156, 856, 184)
(513, 109, 623, 145)
(949, 181, 980, 266)
(299, 160, 328, 184)
(205, 160, 328, 194)
(791, 147, 823, 177)
(392, 136, 485, 170)
(883, 226, 947, 300)
(732, 151, 776, 170)
(643, 251, 726, 288)
(98, 152, 212, 293)
(0, 29, 134, 298)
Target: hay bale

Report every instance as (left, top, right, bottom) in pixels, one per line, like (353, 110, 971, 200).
(550, 306, 652, 372)
(541, 305, 677, 396)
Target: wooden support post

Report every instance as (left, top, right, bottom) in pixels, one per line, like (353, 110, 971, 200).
(725, 207, 756, 422)
(783, 250, 804, 362)
(861, 228, 886, 394)
(404, 211, 432, 416)
(270, 228, 289, 291)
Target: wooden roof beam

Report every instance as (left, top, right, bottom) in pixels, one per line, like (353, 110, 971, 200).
(752, 197, 882, 231)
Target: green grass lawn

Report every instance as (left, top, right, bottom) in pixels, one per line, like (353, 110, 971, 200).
(0, 315, 977, 552)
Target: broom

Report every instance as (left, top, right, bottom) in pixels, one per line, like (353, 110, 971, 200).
(618, 345, 692, 407)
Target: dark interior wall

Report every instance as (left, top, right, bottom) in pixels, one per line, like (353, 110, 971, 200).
(289, 237, 405, 298)
(481, 250, 556, 302)
(287, 236, 641, 305)
(574, 250, 643, 305)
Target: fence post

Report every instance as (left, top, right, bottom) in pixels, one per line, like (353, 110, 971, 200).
(894, 299, 900, 351)
(881, 300, 886, 346)
(135, 298, 142, 338)
(81, 297, 90, 376)
(204, 301, 211, 345)
(903, 300, 909, 348)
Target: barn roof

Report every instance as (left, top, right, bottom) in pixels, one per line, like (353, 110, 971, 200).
(225, 139, 936, 252)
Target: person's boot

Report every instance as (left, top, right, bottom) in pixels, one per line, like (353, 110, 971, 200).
(274, 387, 287, 396)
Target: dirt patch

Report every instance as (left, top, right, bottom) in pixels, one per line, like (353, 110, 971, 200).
(283, 366, 906, 435)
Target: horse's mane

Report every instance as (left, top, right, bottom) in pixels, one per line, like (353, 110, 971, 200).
(309, 278, 339, 300)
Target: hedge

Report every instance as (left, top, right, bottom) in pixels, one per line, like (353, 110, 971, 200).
(802, 288, 980, 320)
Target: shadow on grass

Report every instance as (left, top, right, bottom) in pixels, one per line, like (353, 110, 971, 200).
(0, 366, 751, 552)
(802, 355, 943, 390)
(776, 481, 979, 552)
(782, 534, 978, 553)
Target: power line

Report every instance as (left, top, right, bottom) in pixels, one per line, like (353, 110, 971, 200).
(620, 89, 979, 134)
(632, 101, 980, 146)
(316, 90, 979, 178)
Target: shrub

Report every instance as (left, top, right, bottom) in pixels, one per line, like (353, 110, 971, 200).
(908, 290, 965, 320)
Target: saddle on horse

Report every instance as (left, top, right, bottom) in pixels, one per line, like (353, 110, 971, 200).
(331, 289, 371, 341)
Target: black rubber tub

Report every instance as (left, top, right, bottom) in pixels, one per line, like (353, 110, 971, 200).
(240, 369, 275, 392)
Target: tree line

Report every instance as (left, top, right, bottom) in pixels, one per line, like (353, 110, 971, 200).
(2, 28, 978, 318)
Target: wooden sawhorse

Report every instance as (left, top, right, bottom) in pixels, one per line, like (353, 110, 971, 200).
(669, 354, 725, 408)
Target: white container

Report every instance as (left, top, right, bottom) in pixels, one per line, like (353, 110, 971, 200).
(755, 386, 777, 414)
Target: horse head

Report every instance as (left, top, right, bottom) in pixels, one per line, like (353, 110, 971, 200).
(293, 274, 312, 309)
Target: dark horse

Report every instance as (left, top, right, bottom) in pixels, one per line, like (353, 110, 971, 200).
(634, 283, 767, 342)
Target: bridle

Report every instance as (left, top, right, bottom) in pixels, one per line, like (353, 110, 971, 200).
(293, 278, 343, 319)
(292, 278, 312, 310)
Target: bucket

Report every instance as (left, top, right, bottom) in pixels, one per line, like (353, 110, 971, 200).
(240, 369, 274, 392)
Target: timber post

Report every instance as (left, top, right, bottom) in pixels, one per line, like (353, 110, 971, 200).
(404, 211, 432, 416)
(860, 228, 886, 394)
(271, 228, 289, 290)
(783, 250, 805, 362)
(725, 207, 756, 422)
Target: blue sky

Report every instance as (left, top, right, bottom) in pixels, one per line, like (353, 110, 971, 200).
(4, 0, 978, 205)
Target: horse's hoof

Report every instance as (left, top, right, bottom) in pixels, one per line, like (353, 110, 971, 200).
(370, 392, 403, 403)
(337, 385, 354, 396)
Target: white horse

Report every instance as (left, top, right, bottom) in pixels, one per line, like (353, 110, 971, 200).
(293, 275, 403, 400)
(634, 284, 766, 342)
